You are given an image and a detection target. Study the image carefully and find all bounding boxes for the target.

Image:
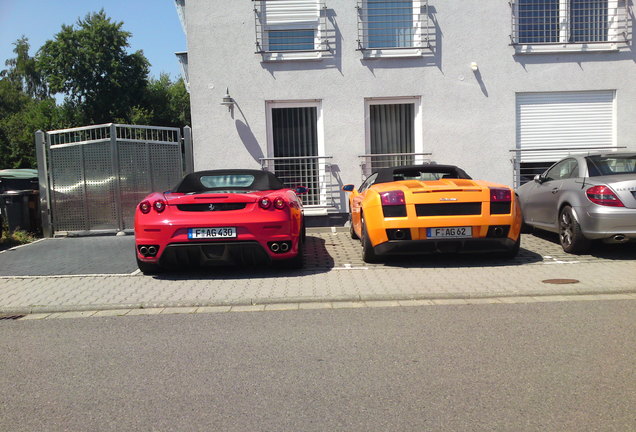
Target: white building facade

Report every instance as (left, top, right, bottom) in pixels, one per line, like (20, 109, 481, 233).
(176, 0, 635, 217)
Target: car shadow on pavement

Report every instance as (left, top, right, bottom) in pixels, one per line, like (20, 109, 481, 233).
(375, 246, 545, 269)
(150, 235, 335, 280)
(529, 230, 636, 261)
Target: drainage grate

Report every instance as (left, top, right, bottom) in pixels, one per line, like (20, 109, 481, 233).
(0, 315, 26, 320)
(542, 279, 580, 285)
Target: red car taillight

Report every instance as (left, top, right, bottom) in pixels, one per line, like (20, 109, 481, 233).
(139, 200, 151, 214)
(489, 188, 511, 202)
(259, 197, 272, 209)
(586, 185, 624, 207)
(273, 197, 286, 209)
(381, 190, 405, 206)
(259, 196, 286, 210)
(153, 199, 167, 213)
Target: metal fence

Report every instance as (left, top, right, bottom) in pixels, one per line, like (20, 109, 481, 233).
(260, 156, 339, 210)
(36, 124, 193, 236)
(356, 0, 430, 51)
(509, 146, 626, 188)
(358, 152, 432, 179)
(510, 0, 630, 46)
(253, 0, 334, 56)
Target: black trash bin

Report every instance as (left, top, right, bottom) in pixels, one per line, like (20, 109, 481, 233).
(0, 169, 41, 235)
(0, 190, 40, 233)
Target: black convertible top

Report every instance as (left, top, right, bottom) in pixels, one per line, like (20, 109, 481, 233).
(373, 165, 472, 185)
(173, 169, 285, 193)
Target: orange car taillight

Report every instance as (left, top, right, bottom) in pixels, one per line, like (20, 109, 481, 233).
(489, 188, 511, 215)
(381, 190, 406, 206)
(381, 190, 406, 217)
(586, 185, 625, 207)
(139, 200, 151, 214)
(489, 188, 511, 202)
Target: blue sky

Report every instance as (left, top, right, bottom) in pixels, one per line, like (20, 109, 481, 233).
(0, 0, 186, 80)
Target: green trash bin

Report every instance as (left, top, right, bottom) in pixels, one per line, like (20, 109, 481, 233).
(0, 189, 40, 233)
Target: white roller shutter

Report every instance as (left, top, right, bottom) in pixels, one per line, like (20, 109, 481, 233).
(516, 91, 616, 162)
(264, 0, 320, 25)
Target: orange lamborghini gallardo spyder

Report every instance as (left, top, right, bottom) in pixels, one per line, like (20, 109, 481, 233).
(343, 164, 522, 263)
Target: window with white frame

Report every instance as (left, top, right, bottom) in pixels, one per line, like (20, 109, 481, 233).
(265, 101, 328, 207)
(511, 0, 630, 52)
(363, 98, 424, 176)
(356, 0, 429, 58)
(254, 0, 328, 61)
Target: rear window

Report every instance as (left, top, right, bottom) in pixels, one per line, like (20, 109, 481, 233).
(199, 174, 256, 189)
(392, 169, 465, 181)
(586, 155, 636, 177)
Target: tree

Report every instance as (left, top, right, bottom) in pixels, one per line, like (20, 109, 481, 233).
(37, 10, 149, 124)
(1, 37, 49, 99)
(136, 73, 190, 128)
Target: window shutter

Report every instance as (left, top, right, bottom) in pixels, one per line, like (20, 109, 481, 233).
(516, 91, 616, 162)
(264, 0, 320, 25)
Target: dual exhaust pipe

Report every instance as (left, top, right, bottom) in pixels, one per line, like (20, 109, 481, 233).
(269, 241, 291, 254)
(138, 245, 159, 257)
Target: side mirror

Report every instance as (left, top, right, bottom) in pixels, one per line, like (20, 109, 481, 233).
(342, 184, 355, 192)
(533, 174, 543, 184)
(295, 186, 308, 195)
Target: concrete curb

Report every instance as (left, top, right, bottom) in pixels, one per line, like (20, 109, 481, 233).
(3, 288, 635, 316)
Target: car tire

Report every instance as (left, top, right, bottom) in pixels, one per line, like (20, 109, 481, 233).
(520, 218, 534, 234)
(500, 235, 521, 259)
(361, 218, 380, 263)
(349, 223, 358, 240)
(282, 239, 304, 269)
(559, 206, 590, 254)
(136, 256, 162, 275)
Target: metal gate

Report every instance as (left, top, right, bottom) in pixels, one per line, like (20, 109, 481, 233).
(35, 124, 193, 236)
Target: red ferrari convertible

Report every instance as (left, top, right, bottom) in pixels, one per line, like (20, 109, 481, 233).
(134, 169, 306, 274)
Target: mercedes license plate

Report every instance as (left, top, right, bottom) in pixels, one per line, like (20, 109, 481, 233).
(427, 227, 472, 238)
(188, 227, 236, 239)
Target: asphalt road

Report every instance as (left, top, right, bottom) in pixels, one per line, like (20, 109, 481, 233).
(1, 300, 635, 431)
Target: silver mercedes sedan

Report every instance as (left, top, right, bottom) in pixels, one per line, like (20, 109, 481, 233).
(516, 152, 636, 253)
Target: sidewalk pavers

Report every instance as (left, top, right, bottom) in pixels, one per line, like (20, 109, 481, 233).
(0, 231, 635, 316)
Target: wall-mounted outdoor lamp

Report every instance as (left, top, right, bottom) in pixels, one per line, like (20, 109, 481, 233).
(220, 88, 235, 111)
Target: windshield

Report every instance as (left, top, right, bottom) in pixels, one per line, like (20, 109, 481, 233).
(586, 155, 636, 177)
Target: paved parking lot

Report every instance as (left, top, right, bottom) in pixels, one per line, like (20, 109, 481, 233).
(0, 229, 635, 315)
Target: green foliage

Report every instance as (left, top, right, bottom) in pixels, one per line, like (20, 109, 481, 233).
(137, 73, 191, 127)
(0, 224, 39, 249)
(1, 37, 49, 99)
(37, 10, 150, 124)
(0, 10, 190, 169)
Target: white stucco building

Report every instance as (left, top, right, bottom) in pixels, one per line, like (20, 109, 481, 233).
(175, 0, 635, 218)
